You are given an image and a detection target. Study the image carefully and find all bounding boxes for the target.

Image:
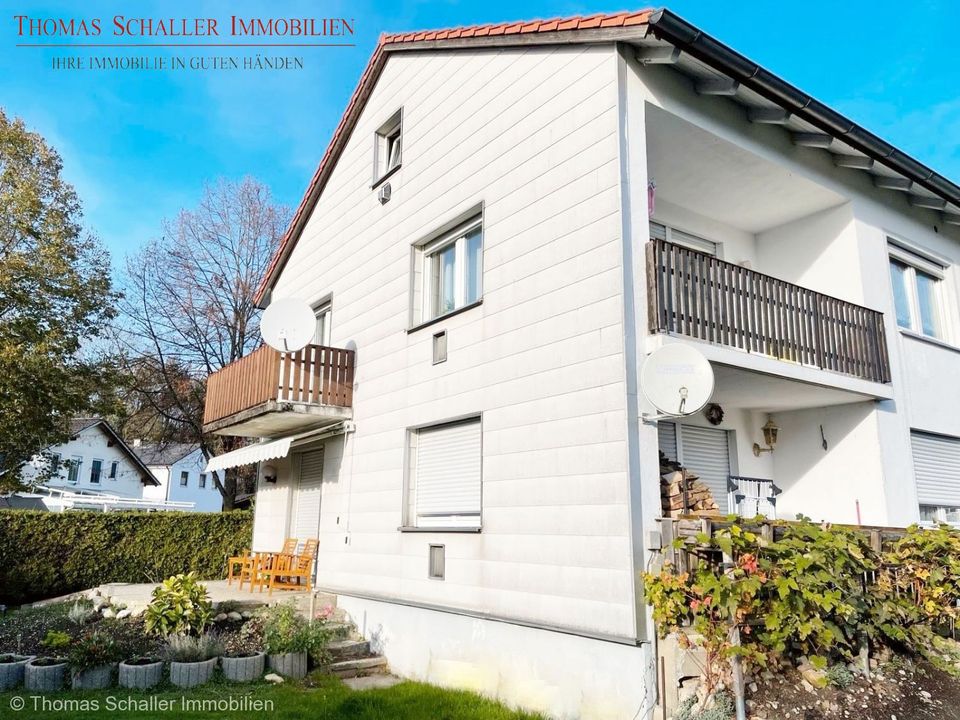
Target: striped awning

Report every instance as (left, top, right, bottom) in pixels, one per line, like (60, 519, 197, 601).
(205, 437, 293, 473)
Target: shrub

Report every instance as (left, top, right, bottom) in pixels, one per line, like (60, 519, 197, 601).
(0, 510, 252, 606)
(68, 599, 97, 626)
(261, 602, 330, 659)
(143, 573, 212, 636)
(68, 629, 122, 671)
(163, 633, 223, 663)
(826, 663, 855, 689)
(40, 630, 71, 654)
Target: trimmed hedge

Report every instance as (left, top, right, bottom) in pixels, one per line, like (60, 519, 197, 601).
(0, 510, 253, 606)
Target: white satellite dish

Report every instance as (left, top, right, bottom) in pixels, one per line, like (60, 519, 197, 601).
(640, 344, 714, 418)
(260, 298, 316, 352)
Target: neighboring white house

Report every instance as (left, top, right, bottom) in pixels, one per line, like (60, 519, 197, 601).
(200, 9, 960, 719)
(21, 418, 160, 499)
(135, 442, 222, 512)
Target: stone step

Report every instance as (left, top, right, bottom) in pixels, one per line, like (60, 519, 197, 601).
(325, 622, 354, 641)
(328, 638, 370, 662)
(330, 655, 388, 678)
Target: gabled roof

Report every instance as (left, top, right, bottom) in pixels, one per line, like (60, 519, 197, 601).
(255, 7, 960, 304)
(134, 442, 200, 467)
(65, 418, 160, 486)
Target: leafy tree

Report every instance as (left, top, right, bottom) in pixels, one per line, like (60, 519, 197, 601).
(114, 177, 289, 509)
(0, 109, 117, 489)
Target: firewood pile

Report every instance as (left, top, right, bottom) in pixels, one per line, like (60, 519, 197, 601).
(660, 452, 720, 518)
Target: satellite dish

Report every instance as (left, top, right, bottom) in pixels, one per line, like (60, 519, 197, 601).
(640, 344, 714, 417)
(260, 298, 315, 352)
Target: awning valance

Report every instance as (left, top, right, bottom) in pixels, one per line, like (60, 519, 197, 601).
(205, 437, 293, 473)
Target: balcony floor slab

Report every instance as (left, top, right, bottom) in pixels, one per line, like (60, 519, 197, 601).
(205, 400, 353, 438)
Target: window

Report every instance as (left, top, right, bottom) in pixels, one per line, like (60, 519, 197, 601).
(889, 241, 947, 340)
(180, 471, 189, 487)
(313, 302, 332, 346)
(374, 109, 402, 182)
(649, 221, 718, 256)
(45, 452, 62, 474)
(405, 417, 482, 529)
(90, 459, 103, 484)
(418, 217, 483, 323)
(912, 431, 960, 524)
(109, 461, 118, 480)
(67, 456, 82, 484)
(199, 473, 207, 489)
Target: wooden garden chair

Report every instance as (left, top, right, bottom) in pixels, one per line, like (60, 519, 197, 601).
(262, 538, 319, 595)
(228, 538, 297, 590)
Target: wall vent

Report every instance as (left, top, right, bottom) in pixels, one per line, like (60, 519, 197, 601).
(432, 330, 447, 364)
(428, 544, 445, 580)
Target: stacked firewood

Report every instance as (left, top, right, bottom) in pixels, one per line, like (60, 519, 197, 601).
(660, 452, 720, 518)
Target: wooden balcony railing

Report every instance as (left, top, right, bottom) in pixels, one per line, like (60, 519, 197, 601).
(203, 344, 355, 427)
(646, 239, 892, 384)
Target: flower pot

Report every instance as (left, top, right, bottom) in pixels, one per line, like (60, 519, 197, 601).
(221, 652, 265, 683)
(268, 651, 307, 679)
(169, 657, 217, 688)
(0, 655, 34, 691)
(24, 658, 67, 692)
(118, 658, 164, 690)
(72, 664, 114, 690)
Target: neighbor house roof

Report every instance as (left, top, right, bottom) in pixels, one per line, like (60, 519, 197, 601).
(134, 442, 200, 467)
(254, 7, 960, 304)
(65, 418, 160, 486)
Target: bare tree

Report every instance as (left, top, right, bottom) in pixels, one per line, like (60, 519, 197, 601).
(115, 177, 290, 509)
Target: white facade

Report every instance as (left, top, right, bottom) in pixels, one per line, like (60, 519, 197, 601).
(21, 420, 157, 499)
(140, 446, 222, 512)
(232, 21, 960, 720)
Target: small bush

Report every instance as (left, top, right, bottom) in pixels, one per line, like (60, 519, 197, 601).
(163, 633, 223, 663)
(40, 630, 71, 652)
(826, 663, 855, 689)
(68, 629, 122, 671)
(261, 602, 330, 658)
(144, 573, 212, 637)
(68, 599, 96, 626)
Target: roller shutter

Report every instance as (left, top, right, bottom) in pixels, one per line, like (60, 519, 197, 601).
(415, 419, 481, 527)
(292, 449, 324, 547)
(676, 425, 731, 514)
(912, 431, 960, 506)
(658, 422, 678, 463)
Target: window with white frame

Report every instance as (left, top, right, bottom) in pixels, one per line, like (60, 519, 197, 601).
(199, 473, 207, 489)
(313, 302, 332, 346)
(405, 417, 482, 529)
(912, 430, 960, 525)
(90, 459, 103, 484)
(180, 470, 189, 487)
(374, 109, 402, 183)
(417, 217, 483, 323)
(109, 461, 118, 480)
(67, 456, 82, 484)
(888, 241, 947, 341)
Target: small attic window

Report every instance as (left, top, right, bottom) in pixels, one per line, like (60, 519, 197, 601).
(374, 109, 402, 184)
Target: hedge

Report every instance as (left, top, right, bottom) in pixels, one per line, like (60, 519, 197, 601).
(0, 510, 253, 606)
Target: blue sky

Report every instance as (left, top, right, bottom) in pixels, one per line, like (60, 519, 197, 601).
(1, 0, 958, 265)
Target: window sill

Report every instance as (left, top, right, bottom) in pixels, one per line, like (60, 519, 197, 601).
(371, 164, 401, 190)
(398, 526, 481, 534)
(407, 299, 482, 334)
(899, 328, 960, 355)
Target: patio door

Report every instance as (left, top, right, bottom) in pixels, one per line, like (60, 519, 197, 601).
(292, 449, 324, 553)
(658, 422, 731, 514)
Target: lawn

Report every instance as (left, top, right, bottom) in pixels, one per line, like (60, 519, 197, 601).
(0, 674, 546, 719)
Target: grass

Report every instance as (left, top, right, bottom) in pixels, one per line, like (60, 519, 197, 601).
(0, 674, 546, 719)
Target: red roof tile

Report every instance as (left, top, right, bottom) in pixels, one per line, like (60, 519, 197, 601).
(255, 9, 655, 303)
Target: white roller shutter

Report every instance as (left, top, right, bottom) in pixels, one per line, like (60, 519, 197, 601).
(912, 431, 960, 506)
(658, 422, 678, 463)
(292, 449, 324, 546)
(415, 419, 481, 527)
(678, 425, 731, 514)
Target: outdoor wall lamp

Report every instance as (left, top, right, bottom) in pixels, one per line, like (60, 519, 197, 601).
(752, 419, 779, 456)
(261, 464, 278, 484)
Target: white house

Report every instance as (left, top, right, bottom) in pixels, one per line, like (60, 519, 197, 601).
(201, 9, 960, 719)
(21, 418, 159, 499)
(135, 442, 222, 512)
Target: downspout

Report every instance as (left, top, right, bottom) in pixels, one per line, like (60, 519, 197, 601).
(645, 8, 960, 207)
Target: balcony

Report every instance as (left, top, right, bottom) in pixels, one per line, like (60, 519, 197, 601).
(646, 239, 892, 384)
(203, 344, 355, 438)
